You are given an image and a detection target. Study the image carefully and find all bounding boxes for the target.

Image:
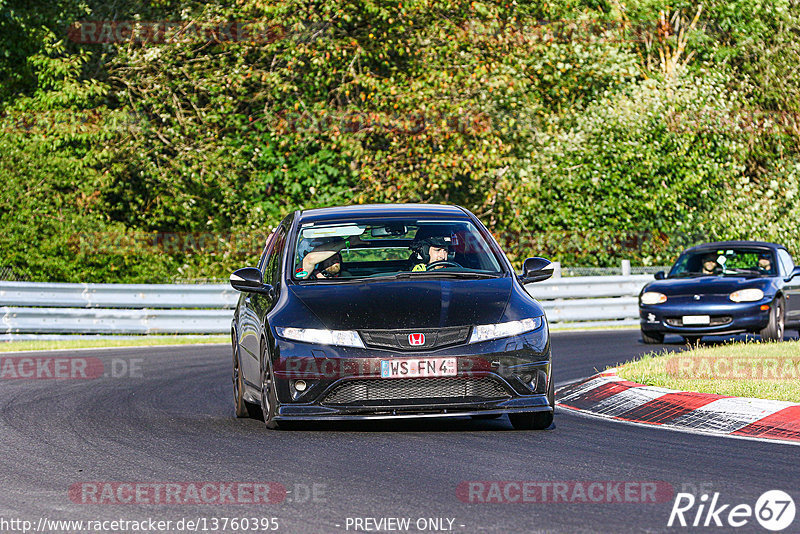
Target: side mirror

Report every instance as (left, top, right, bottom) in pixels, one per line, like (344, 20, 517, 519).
(230, 267, 274, 295)
(788, 266, 800, 281)
(654, 271, 665, 280)
(521, 257, 554, 283)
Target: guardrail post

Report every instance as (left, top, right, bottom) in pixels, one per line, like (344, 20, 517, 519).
(551, 261, 561, 278)
(621, 260, 631, 276)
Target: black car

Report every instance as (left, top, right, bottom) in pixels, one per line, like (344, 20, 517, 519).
(229, 204, 555, 430)
(639, 240, 800, 344)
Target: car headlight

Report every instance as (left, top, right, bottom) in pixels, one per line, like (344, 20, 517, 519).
(640, 292, 667, 305)
(275, 327, 365, 348)
(468, 317, 543, 343)
(730, 288, 764, 302)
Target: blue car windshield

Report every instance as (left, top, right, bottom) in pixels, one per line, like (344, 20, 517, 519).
(669, 248, 776, 278)
(292, 218, 504, 281)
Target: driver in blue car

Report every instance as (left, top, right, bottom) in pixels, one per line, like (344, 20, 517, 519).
(757, 254, 773, 274)
(409, 235, 455, 271)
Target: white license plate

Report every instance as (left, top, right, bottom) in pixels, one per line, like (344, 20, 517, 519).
(380, 357, 457, 378)
(683, 315, 711, 325)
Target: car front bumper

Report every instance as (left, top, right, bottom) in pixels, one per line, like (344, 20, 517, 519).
(273, 393, 552, 422)
(640, 298, 772, 335)
(251, 324, 553, 420)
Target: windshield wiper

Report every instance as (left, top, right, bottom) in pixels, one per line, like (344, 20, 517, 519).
(375, 271, 500, 280)
(415, 271, 499, 279)
(295, 276, 373, 284)
(721, 269, 763, 278)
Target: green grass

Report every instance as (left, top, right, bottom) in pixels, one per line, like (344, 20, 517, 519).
(616, 340, 800, 403)
(0, 335, 228, 353)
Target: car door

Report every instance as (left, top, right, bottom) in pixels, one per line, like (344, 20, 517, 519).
(245, 224, 287, 380)
(238, 231, 279, 385)
(778, 249, 800, 324)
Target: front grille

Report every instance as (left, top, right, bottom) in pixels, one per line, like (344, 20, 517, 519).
(321, 377, 510, 405)
(359, 326, 471, 351)
(665, 316, 733, 327)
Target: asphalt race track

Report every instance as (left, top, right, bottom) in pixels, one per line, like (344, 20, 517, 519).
(1, 330, 798, 533)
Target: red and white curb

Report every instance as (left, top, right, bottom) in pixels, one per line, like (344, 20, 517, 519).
(557, 369, 800, 444)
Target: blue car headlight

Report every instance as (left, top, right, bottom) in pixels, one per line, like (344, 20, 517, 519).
(468, 317, 543, 343)
(729, 288, 764, 302)
(641, 292, 667, 305)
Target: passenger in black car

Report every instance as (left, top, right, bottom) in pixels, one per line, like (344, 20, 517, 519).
(299, 235, 365, 279)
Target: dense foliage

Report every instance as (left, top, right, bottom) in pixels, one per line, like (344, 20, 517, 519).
(1, 0, 799, 281)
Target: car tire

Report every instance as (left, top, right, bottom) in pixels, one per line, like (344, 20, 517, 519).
(508, 377, 554, 430)
(232, 332, 259, 418)
(641, 330, 664, 344)
(682, 336, 701, 345)
(760, 296, 785, 342)
(260, 341, 281, 429)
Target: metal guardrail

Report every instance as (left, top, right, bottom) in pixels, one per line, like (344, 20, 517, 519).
(0, 276, 651, 336)
(1, 307, 232, 334)
(0, 281, 239, 309)
(0, 282, 237, 335)
(524, 274, 650, 327)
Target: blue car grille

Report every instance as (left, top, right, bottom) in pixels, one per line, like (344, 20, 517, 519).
(665, 316, 733, 327)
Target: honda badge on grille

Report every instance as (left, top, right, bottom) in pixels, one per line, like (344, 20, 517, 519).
(408, 333, 426, 346)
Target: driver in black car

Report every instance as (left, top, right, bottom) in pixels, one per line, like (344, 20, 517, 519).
(409, 235, 455, 271)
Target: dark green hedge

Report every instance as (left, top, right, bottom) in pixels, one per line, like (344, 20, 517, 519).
(1, 0, 799, 281)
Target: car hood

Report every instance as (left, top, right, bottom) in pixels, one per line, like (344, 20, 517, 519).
(288, 277, 512, 330)
(645, 276, 772, 296)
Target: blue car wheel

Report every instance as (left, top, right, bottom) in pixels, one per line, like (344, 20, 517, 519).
(760, 296, 785, 341)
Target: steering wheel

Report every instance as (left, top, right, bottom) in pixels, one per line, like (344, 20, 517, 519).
(426, 260, 462, 270)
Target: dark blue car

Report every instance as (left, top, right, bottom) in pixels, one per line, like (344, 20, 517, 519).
(229, 204, 556, 430)
(639, 241, 800, 344)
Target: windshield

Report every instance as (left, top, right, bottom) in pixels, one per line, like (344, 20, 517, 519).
(292, 218, 504, 281)
(669, 248, 776, 278)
